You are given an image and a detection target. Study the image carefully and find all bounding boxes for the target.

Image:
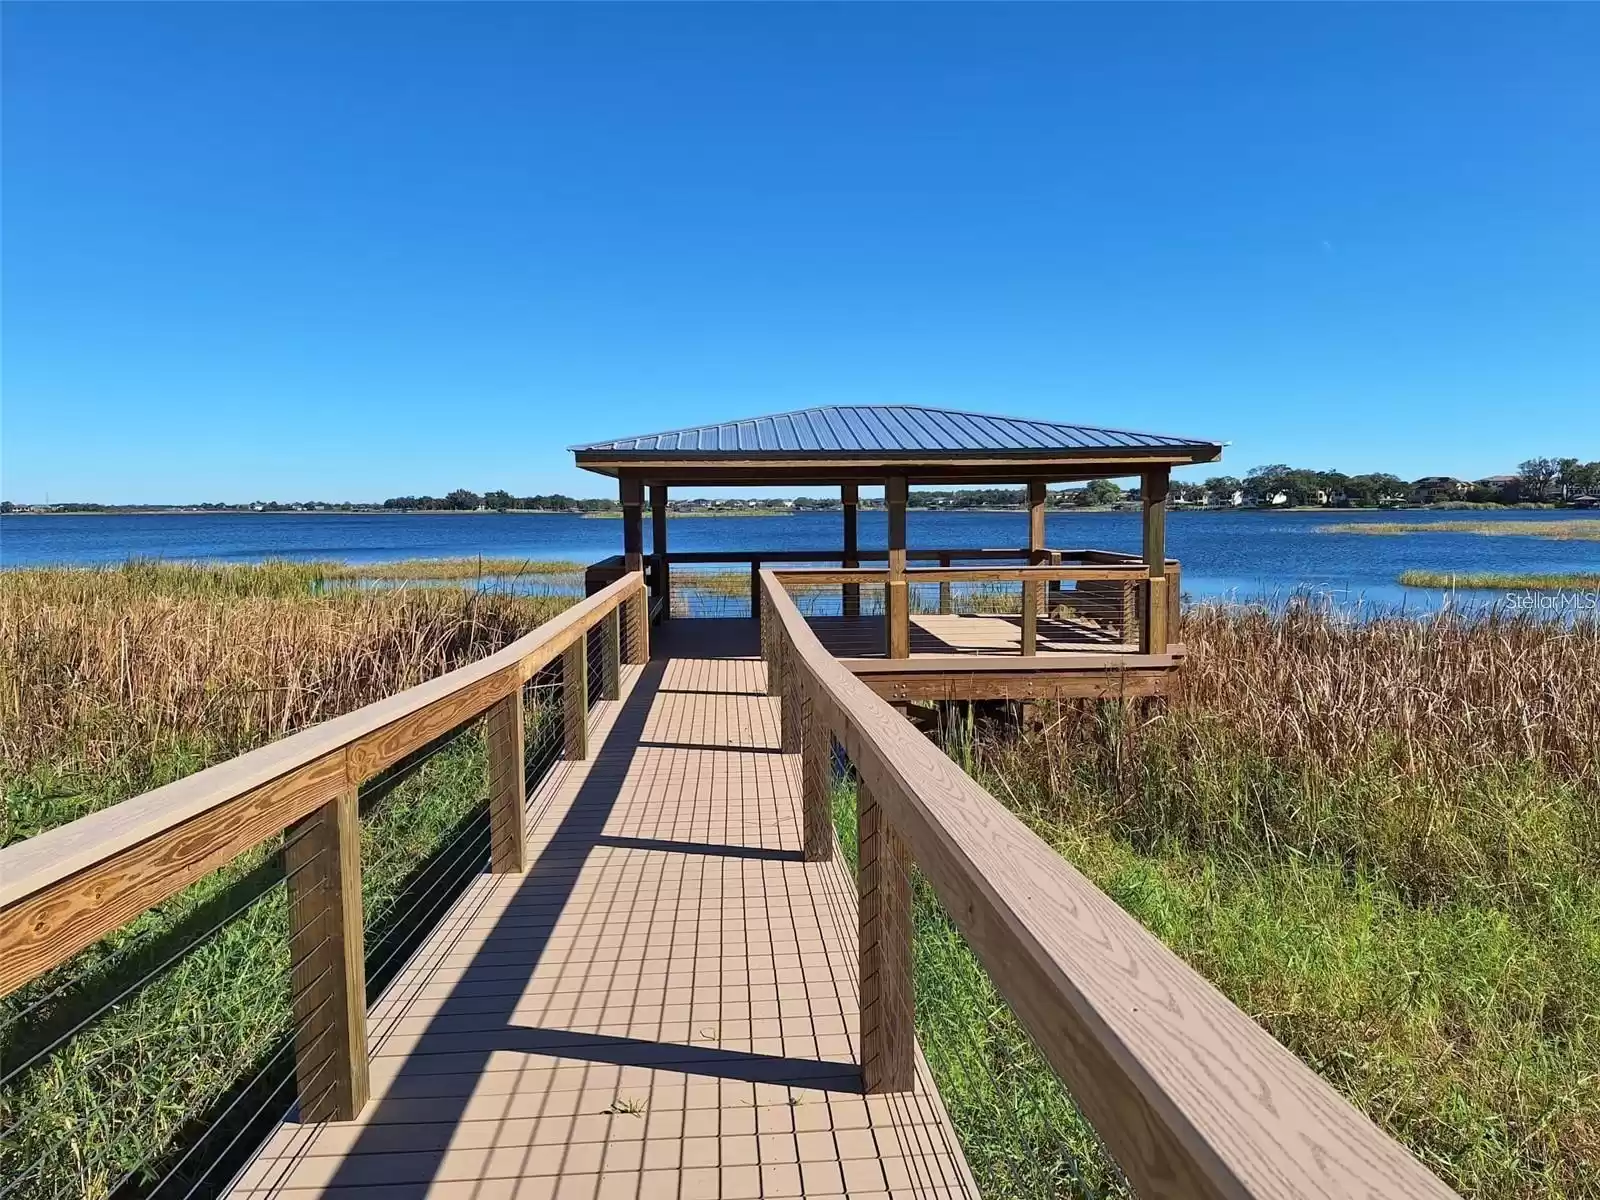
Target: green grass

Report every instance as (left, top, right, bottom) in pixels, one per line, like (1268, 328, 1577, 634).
(1400, 570, 1600, 590)
(1319, 520, 1600, 540)
(833, 759, 1599, 1199)
(0, 725, 516, 1198)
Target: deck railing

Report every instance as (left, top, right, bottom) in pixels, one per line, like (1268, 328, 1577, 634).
(0, 573, 649, 1195)
(588, 547, 1180, 655)
(758, 568, 1457, 1200)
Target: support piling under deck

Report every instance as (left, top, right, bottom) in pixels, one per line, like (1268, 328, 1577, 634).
(228, 621, 976, 1200)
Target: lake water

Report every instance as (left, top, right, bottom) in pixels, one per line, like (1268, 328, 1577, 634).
(2, 509, 1595, 610)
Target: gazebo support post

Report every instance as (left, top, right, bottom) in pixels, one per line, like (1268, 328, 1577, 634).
(1141, 465, 1170, 653)
(885, 476, 909, 659)
(1020, 480, 1047, 655)
(650, 484, 669, 622)
(620, 478, 644, 575)
(841, 483, 860, 619)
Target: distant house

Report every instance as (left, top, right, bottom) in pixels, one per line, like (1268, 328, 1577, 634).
(1414, 476, 1469, 495)
(1570, 495, 1598, 509)
(1476, 474, 1520, 489)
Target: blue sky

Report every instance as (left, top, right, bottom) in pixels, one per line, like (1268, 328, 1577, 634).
(4, 4, 1596, 503)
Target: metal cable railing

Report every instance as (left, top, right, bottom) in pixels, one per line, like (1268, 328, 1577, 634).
(0, 573, 649, 1200)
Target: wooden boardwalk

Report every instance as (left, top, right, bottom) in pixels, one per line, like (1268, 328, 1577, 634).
(229, 620, 977, 1199)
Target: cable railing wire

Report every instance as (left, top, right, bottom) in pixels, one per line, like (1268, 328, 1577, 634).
(1, 590, 626, 1200)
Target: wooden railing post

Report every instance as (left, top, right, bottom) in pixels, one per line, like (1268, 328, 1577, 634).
(486, 690, 527, 874)
(799, 678, 832, 862)
(886, 477, 910, 659)
(600, 609, 621, 701)
(780, 637, 802, 755)
(762, 589, 783, 698)
(562, 641, 588, 761)
(1020, 581, 1039, 656)
(937, 553, 952, 614)
(842, 482, 861, 619)
(1021, 480, 1046, 656)
(1141, 467, 1170, 654)
(858, 777, 914, 1093)
(624, 585, 649, 664)
(750, 560, 761, 627)
(285, 785, 368, 1123)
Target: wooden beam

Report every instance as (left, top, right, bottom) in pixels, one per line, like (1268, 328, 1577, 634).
(841, 483, 860, 619)
(855, 667, 1175, 704)
(858, 776, 914, 1093)
(1142, 466, 1170, 653)
(649, 484, 669, 620)
(885, 477, 909, 659)
(485, 690, 527, 874)
(285, 786, 368, 1123)
(937, 553, 952, 614)
(0, 753, 345, 998)
(562, 641, 588, 761)
(1021, 480, 1047, 655)
(576, 449, 1220, 477)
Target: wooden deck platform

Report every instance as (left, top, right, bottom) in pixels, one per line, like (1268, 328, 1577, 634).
(228, 620, 976, 1199)
(806, 612, 1135, 659)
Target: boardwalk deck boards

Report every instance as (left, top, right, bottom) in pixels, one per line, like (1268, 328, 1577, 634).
(227, 623, 977, 1199)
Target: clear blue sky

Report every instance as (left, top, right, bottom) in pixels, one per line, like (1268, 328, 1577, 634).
(4, 4, 1596, 504)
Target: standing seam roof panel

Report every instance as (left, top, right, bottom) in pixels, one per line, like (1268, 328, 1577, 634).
(945, 410, 1006, 450)
(568, 405, 1221, 456)
(879, 407, 931, 451)
(919, 408, 977, 450)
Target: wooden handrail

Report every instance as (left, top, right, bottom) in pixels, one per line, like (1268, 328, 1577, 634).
(0, 571, 649, 1122)
(758, 570, 1457, 1200)
(662, 547, 1036, 564)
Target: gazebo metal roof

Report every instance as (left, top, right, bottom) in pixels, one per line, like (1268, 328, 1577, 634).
(572, 404, 1216, 457)
(571, 405, 1221, 485)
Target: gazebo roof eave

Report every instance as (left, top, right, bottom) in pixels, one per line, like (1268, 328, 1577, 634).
(574, 444, 1221, 486)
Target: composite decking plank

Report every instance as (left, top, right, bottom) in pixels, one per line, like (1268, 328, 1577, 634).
(227, 622, 975, 1200)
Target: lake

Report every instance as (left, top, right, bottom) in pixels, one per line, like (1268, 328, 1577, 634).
(2, 509, 1595, 610)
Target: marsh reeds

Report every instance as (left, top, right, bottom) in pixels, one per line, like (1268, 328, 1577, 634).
(1320, 519, 1600, 540)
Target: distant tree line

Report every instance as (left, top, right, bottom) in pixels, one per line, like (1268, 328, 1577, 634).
(7, 457, 1594, 515)
(379, 490, 619, 512)
(1176, 457, 1600, 508)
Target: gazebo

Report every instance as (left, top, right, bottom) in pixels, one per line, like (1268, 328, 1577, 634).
(573, 404, 1222, 700)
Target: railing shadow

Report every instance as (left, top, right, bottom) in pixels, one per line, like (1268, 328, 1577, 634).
(308, 648, 856, 1195)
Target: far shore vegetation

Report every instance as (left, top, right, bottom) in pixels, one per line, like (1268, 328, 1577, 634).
(1400, 570, 1600, 590)
(1324, 519, 1600, 541)
(5, 452, 1598, 517)
(1, 560, 1596, 1198)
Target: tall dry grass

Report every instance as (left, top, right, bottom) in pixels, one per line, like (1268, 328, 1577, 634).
(0, 564, 567, 842)
(984, 602, 1600, 904)
(955, 601, 1600, 1197)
